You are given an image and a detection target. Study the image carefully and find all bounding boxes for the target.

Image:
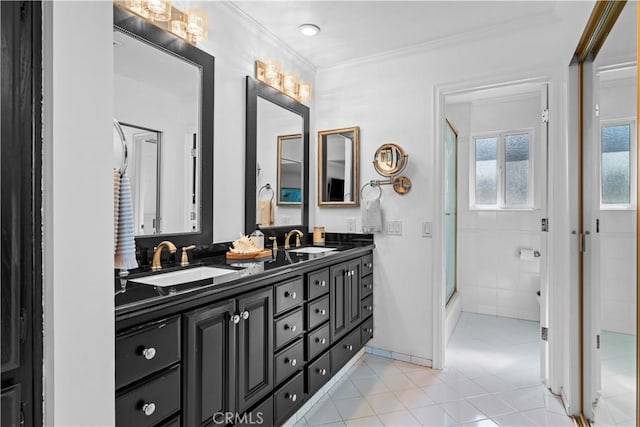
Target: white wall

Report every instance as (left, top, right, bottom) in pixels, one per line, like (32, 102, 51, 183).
(448, 95, 544, 321)
(43, 2, 115, 425)
(313, 4, 592, 362)
(598, 77, 637, 335)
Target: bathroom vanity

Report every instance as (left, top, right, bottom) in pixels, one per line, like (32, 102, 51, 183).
(114, 242, 374, 427)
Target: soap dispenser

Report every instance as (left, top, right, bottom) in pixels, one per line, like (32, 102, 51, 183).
(250, 227, 264, 250)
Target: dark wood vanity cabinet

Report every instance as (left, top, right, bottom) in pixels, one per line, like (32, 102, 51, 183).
(115, 250, 373, 427)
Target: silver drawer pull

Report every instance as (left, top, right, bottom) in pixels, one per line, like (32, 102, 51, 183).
(316, 337, 326, 345)
(285, 324, 297, 332)
(285, 291, 297, 299)
(230, 314, 240, 324)
(286, 393, 297, 402)
(142, 402, 156, 416)
(241, 310, 250, 320)
(367, 263, 373, 268)
(316, 308, 326, 316)
(364, 283, 373, 289)
(351, 270, 355, 275)
(316, 280, 326, 287)
(365, 328, 373, 333)
(365, 305, 373, 311)
(317, 368, 327, 376)
(142, 347, 156, 360)
(285, 357, 297, 366)
(345, 344, 353, 351)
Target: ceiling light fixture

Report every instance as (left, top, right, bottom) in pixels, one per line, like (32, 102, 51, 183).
(298, 24, 320, 37)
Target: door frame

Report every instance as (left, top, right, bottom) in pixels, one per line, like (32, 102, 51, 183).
(433, 75, 553, 383)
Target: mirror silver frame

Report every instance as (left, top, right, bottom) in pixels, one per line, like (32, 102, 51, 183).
(317, 126, 360, 207)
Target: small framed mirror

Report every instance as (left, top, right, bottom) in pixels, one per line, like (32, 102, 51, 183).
(318, 127, 360, 207)
(277, 134, 303, 205)
(373, 143, 408, 176)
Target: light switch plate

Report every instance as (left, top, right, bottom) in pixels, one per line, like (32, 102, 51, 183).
(387, 220, 403, 236)
(422, 222, 432, 237)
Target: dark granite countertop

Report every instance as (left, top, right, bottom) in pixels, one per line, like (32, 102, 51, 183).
(115, 233, 374, 319)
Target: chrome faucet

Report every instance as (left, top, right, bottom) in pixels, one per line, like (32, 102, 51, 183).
(151, 241, 177, 271)
(284, 229, 304, 249)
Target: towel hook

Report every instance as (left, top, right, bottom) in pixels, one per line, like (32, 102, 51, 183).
(114, 119, 128, 176)
(258, 183, 275, 201)
(361, 181, 382, 201)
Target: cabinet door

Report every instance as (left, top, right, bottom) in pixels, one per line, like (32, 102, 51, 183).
(329, 262, 349, 342)
(346, 259, 362, 330)
(237, 288, 273, 414)
(184, 299, 236, 426)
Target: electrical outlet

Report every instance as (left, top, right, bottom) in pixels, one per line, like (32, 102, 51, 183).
(387, 220, 403, 236)
(422, 222, 432, 237)
(346, 218, 356, 232)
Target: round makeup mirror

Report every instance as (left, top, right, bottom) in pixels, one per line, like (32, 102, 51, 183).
(372, 143, 408, 176)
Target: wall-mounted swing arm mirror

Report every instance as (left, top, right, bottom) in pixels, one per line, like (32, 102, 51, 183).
(370, 143, 412, 195)
(318, 127, 360, 207)
(114, 5, 214, 250)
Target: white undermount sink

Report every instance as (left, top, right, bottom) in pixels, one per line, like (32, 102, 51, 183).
(131, 266, 237, 287)
(287, 246, 337, 254)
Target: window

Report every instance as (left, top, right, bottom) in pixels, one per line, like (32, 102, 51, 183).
(600, 121, 636, 208)
(471, 130, 533, 209)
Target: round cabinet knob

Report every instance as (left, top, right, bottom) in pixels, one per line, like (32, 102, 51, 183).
(286, 393, 297, 402)
(142, 402, 156, 416)
(286, 324, 297, 332)
(351, 270, 355, 275)
(366, 305, 373, 311)
(241, 310, 250, 320)
(367, 263, 373, 268)
(318, 280, 326, 287)
(346, 344, 353, 351)
(284, 291, 297, 299)
(317, 368, 327, 376)
(285, 357, 297, 366)
(316, 337, 326, 345)
(367, 328, 373, 333)
(316, 308, 326, 316)
(142, 347, 156, 360)
(231, 314, 240, 324)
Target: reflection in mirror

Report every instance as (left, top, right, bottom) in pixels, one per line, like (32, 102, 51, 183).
(256, 97, 303, 227)
(318, 127, 359, 206)
(373, 143, 408, 176)
(277, 134, 303, 205)
(589, 1, 637, 424)
(114, 28, 201, 236)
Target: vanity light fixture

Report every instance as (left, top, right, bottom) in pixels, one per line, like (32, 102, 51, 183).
(116, 1, 208, 45)
(255, 60, 313, 103)
(298, 24, 321, 37)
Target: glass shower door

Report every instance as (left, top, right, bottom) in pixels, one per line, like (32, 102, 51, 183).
(445, 119, 458, 304)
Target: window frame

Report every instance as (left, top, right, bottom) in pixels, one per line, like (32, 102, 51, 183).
(469, 128, 535, 210)
(599, 118, 637, 210)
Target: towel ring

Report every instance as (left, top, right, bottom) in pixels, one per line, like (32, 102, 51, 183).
(258, 183, 275, 201)
(114, 119, 128, 175)
(361, 182, 382, 201)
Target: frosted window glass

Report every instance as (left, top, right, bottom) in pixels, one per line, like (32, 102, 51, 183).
(475, 137, 497, 205)
(505, 134, 529, 206)
(601, 124, 631, 205)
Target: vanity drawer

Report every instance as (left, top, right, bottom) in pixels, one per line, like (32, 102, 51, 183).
(157, 415, 180, 427)
(274, 308, 303, 350)
(307, 268, 329, 300)
(274, 277, 304, 315)
(115, 365, 180, 427)
(306, 351, 331, 395)
(235, 397, 273, 427)
(361, 295, 374, 319)
(361, 275, 373, 299)
(361, 254, 373, 277)
(275, 339, 304, 385)
(116, 316, 181, 389)
(307, 295, 330, 330)
(274, 372, 304, 425)
(307, 323, 331, 361)
(331, 328, 361, 373)
(361, 317, 374, 345)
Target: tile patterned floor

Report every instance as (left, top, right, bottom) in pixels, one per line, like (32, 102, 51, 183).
(292, 313, 574, 426)
(592, 331, 636, 427)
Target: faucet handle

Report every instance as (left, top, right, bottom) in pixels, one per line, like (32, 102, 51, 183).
(295, 234, 301, 248)
(268, 236, 278, 250)
(180, 245, 196, 266)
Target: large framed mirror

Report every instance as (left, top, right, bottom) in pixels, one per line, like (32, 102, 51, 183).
(114, 5, 214, 250)
(318, 127, 359, 207)
(245, 76, 309, 235)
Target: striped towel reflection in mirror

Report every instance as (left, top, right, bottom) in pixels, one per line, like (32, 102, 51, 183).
(114, 169, 120, 253)
(114, 171, 138, 270)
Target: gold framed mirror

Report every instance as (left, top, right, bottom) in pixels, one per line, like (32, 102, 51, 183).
(277, 133, 303, 206)
(373, 143, 408, 177)
(318, 127, 360, 206)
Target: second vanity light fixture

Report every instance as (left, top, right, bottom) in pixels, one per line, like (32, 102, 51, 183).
(117, 0, 208, 44)
(255, 60, 313, 103)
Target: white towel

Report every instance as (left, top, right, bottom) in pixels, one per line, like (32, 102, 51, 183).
(115, 172, 139, 270)
(361, 199, 382, 233)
